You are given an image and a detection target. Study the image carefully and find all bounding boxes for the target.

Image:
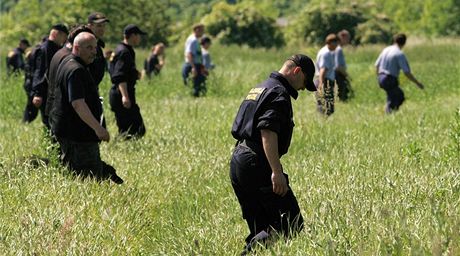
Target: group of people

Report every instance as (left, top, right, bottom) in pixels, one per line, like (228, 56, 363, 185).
(229, 33, 425, 254)
(313, 30, 425, 116)
(5, 12, 158, 184)
(7, 17, 426, 253)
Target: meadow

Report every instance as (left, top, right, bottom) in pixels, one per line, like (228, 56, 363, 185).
(0, 38, 459, 255)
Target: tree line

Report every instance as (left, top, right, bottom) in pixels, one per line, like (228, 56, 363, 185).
(1, 0, 459, 48)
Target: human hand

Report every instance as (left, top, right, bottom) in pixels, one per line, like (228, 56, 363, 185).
(95, 126, 110, 142)
(271, 171, 288, 196)
(122, 96, 131, 109)
(191, 67, 197, 77)
(32, 96, 43, 107)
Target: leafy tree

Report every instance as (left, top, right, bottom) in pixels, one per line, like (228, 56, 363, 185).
(202, 2, 285, 48)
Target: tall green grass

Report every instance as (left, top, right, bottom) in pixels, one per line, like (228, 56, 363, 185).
(0, 39, 459, 255)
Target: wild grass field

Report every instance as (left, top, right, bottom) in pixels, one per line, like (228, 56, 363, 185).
(0, 39, 459, 255)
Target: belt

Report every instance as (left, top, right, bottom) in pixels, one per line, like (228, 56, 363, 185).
(237, 139, 261, 151)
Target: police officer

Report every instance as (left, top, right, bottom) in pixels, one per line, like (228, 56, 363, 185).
(87, 12, 110, 87)
(6, 38, 30, 75)
(230, 54, 316, 254)
(50, 32, 123, 184)
(32, 23, 69, 128)
(375, 33, 424, 113)
(46, 25, 94, 122)
(23, 38, 45, 123)
(109, 24, 146, 139)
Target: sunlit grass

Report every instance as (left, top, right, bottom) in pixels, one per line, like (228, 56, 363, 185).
(0, 39, 459, 255)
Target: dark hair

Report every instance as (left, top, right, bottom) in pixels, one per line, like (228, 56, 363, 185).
(68, 24, 94, 45)
(200, 36, 211, 45)
(393, 33, 406, 46)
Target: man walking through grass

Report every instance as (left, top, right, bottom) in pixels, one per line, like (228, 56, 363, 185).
(375, 33, 425, 113)
(50, 32, 123, 184)
(230, 54, 316, 254)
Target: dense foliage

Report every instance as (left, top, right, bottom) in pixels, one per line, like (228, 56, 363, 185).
(203, 2, 285, 48)
(0, 0, 459, 48)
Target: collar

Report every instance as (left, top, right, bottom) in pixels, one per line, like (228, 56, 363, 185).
(71, 54, 88, 67)
(269, 71, 298, 100)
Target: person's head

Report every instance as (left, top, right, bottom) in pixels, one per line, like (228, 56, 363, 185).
(279, 54, 316, 92)
(393, 33, 407, 47)
(200, 36, 211, 50)
(67, 24, 94, 46)
(337, 29, 350, 46)
(152, 42, 165, 55)
(123, 24, 146, 46)
(193, 23, 205, 38)
(19, 38, 30, 50)
(50, 23, 69, 46)
(72, 32, 97, 65)
(87, 12, 109, 39)
(325, 33, 339, 51)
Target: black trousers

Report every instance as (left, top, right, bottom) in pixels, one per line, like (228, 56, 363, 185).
(230, 144, 303, 244)
(378, 74, 405, 113)
(335, 71, 352, 102)
(109, 87, 146, 138)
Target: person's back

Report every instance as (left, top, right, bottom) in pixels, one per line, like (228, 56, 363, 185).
(375, 45, 409, 78)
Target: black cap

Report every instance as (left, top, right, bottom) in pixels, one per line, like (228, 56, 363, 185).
(88, 12, 109, 24)
(52, 23, 69, 34)
(287, 54, 316, 91)
(123, 24, 147, 36)
(20, 38, 30, 47)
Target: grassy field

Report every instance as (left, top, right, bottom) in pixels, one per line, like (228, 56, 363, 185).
(0, 39, 459, 255)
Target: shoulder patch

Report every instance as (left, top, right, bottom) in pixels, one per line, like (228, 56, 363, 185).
(245, 88, 265, 101)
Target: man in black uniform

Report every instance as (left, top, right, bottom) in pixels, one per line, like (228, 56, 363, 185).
(50, 32, 122, 183)
(109, 24, 146, 139)
(87, 12, 110, 87)
(230, 54, 316, 254)
(46, 25, 94, 122)
(6, 38, 30, 75)
(23, 38, 45, 123)
(32, 23, 68, 128)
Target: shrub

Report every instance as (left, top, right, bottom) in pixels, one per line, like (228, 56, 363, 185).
(202, 2, 285, 48)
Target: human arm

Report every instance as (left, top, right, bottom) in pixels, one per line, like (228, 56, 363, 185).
(404, 72, 424, 89)
(261, 129, 288, 196)
(117, 82, 131, 108)
(186, 52, 197, 77)
(71, 99, 109, 141)
(318, 67, 327, 91)
(32, 48, 46, 107)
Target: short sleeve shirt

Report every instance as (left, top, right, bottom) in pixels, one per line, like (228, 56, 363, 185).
(375, 45, 410, 77)
(316, 45, 336, 80)
(335, 45, 346, 69)
(184, 34, 202, 64)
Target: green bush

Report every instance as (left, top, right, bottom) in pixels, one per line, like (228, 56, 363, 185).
(355, 14, 396, 44)
(202, 2, 285, 48)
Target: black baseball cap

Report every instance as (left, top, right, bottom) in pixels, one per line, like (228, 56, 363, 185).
(88, 12, 109, 24)
(287, 54, 316, 91)
(52, 23, 69, 34)
(20, 38, 30, 47)
(123, 24, 147, 36)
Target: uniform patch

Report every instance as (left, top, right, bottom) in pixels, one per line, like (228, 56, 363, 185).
(245, 88, 265, 101)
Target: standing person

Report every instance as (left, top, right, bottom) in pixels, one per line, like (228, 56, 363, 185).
(230, 54, 316, 254)
(335, 29, 352, 101)
(109, 24, 146, 139)
(6, 38, 30, 75)
(23, 38, 45, 123)
(182, 23, 206, 97)
(144, 42, 165, 78)
(375, 33, 424, 113)
(316, 34, 339, 116)
(87, 12, 110, 87)
(31, 23, 69, 128)
(201, 36, 215, 71)
(46, 25, 95, 126)
(50, 32, 123, 184)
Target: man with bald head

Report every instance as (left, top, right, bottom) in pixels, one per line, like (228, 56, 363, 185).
(50, 32, 123, 183)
